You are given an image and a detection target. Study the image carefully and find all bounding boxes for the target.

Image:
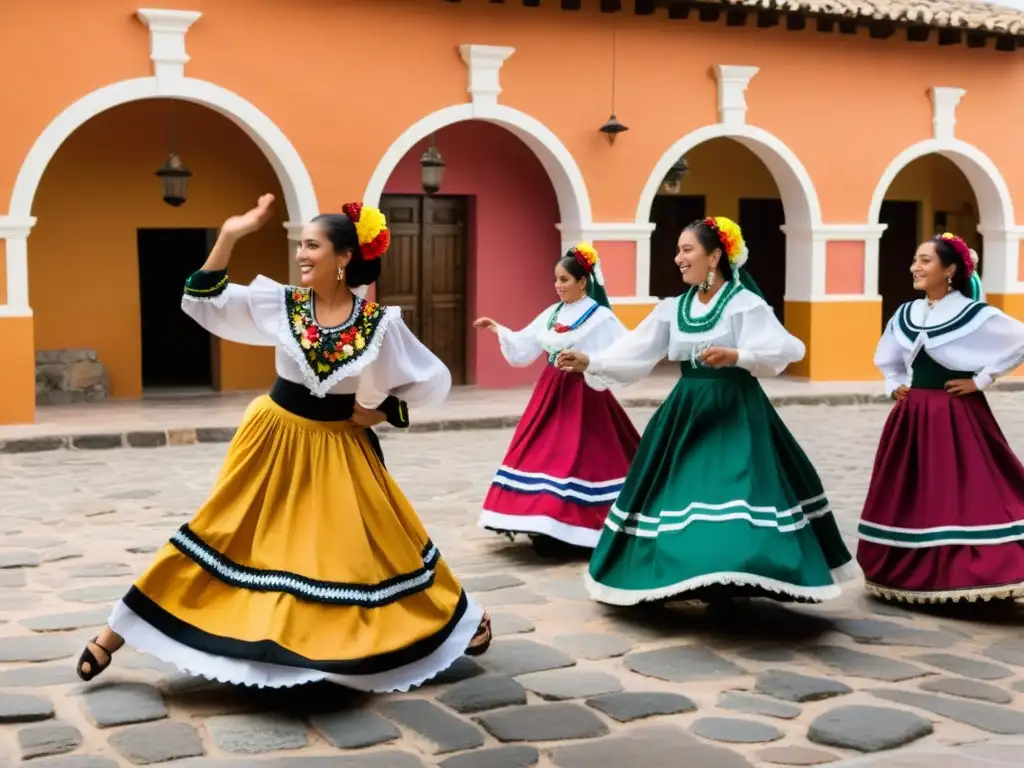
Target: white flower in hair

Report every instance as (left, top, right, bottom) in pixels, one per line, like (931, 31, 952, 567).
(731, 244, 749, 270)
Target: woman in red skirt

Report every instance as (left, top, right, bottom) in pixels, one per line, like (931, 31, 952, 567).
(858, 232, 1024, 603)
(474, 243, 641, 557)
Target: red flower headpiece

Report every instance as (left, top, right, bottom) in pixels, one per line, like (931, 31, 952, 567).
(568, 242, 599, 274)
(935, 232, 975, 279)
(342, 202, 391, 261)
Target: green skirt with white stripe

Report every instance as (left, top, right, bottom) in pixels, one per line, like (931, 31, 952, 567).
(586, 363, 856, 605)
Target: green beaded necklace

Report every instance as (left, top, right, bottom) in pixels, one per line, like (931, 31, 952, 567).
(676, 279, 742, 334)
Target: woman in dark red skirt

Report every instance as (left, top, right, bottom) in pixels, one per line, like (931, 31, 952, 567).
(858, 232, 1024, 603)
(473, 243, 641, 557)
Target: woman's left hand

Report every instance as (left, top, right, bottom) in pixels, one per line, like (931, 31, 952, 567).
(701, 347, 740, 368)
(945, 378, 978, 396)
(351, 403, 388, 428)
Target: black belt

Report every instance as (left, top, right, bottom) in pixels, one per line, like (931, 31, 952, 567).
(268, 377, 409, 428)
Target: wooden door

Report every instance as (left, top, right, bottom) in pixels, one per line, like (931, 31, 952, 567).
(738, 198, 787, 323)
(879, 200, 920, 329)
(378, 195, 469, 384)
(649, 195, 706, 298)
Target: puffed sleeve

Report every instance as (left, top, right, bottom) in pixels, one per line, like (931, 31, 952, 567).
(356, 310, 452, 410)
(571, 310, 629, 358)
(584, 300, 673, 391)
(496, 308, 551, 367)
(180, 270, 279, 347)
(874, 314, 909, 397)
(732, 303, 806, 378)
(971, 311, 1024, 390)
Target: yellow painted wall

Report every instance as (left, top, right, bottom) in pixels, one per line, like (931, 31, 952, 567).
(662, 138, 780, 218)
(30, 100, 288, 399)
(884, 154, 980, 250)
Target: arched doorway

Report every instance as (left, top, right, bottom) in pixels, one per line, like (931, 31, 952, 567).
(373, 121, 562, 388)
(29, 99, 288, 401)
(635, 125, 820, 325)
(875, 154, 981, 325)
(644, 137, 788, 321)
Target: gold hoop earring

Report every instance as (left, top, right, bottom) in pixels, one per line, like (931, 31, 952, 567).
(337, 266, 345, 283)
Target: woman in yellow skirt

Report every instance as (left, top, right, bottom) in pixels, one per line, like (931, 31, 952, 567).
(75, 194, 490, 691)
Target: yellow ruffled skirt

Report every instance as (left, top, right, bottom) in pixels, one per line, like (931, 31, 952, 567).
(109, 395, 482, 690)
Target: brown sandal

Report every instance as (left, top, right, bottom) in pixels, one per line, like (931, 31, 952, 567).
(76, 637, 116, 682)
(465, 614, 492, 657)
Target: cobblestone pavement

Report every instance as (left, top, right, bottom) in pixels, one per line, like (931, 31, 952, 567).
(2, 397, 1024, 767)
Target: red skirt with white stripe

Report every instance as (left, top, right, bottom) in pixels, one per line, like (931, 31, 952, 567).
(479, 365, 641, 548)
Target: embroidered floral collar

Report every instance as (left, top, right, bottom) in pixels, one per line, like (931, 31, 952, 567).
(283, 287, 389, 393)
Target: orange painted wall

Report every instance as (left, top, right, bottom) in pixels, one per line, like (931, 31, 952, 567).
(3, 0, 1024, 230)
(29, 100, 287, 398)
(0, 316, 35, 424)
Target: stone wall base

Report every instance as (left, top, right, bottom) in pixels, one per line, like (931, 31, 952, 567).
(36, 349, 110, 406)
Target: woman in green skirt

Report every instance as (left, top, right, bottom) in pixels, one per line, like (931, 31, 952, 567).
(557, 217, 856, 605)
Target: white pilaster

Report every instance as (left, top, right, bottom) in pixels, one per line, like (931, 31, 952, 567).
(0, 216, 37, 316)
(929, 86, 966, 141)
(976, 225, 1024, 294)
(136, 8, 202, 86)
(284, 221, 303, 286)
(459, 45, 515, 109)
(714, 65, 760, 127)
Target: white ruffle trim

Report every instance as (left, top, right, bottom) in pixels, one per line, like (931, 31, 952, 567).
(583, 570, 844, 606)
(479, 510, 601, 548)
(830, 558, 863, 584)
(108, 597, 483, 692)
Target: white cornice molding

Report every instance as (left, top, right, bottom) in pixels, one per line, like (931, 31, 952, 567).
(714, 65, 759, 126)
(930, 86, 966, 141)
(459, 45, 515, 109)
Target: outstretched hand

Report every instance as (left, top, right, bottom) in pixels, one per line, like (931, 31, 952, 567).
(221, 194, 276, 240)
(473, 317, 499, 333)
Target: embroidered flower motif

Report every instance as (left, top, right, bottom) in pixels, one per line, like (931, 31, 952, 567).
(284, 288, 385, 381)
(552, 323, 571, 333)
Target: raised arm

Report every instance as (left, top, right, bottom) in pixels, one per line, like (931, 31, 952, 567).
(181, 194, 279, 347)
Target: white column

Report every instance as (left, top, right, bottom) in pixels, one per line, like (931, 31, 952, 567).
(976, 225, 1024, 294)
(0, 217, 37, 316)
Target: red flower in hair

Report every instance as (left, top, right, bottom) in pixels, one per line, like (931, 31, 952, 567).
(342, 202, 363, 222)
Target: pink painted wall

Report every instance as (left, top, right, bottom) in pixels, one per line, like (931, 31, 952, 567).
(383, 120, 560, 388)
(593, 241, 636, 296)
(825, 241, 865, 294)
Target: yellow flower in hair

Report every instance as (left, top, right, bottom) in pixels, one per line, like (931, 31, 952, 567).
(355, 206, 387, 246)
(705, 216, 749, 269)
(573, 242, 599, 269)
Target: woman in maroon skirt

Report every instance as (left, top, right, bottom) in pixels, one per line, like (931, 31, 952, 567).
(858, 232, 1024, 603)
(473, 243, 641, 557)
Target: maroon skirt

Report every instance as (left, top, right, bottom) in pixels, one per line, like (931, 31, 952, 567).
(857, 387, 1024, 602)
(478, 365, 641, 548)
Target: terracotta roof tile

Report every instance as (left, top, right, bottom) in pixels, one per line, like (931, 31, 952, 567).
(705, 0, 1024, 34)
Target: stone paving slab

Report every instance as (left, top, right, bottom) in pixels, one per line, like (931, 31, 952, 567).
(2, 396, 1024, 766)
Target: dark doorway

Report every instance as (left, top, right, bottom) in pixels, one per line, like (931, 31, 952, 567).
(649, 195, 705, 298)
(739, 198, 787, 323)
(137, 228, 216, 389)
(377, 195, 469, 384)
(878, 200, 920, 329)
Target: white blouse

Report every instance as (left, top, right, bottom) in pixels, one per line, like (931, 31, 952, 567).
(876, 291, 1024, 396)
(584, 286, 805, 391)
(496, 297, 627, 369)
(181, 276, 450, 408)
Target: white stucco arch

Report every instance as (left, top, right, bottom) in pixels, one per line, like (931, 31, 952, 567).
(634, 123, 823, 301)
(363, 103, 593, 235)
(0, 75, 319, 314)
(869, 138, 1020, 293)
(8, 76, 319, 225)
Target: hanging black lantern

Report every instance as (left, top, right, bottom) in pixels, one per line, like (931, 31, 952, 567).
(156, 152, 192, 207)
(664, 157, 689, 187)
(420, 136, 445, 196)
(599, 114, 629, 145)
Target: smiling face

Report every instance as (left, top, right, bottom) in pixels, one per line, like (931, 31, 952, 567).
(554, 262, 587, 303)
(674, 228, 721, 286)
(295, 220, 352, 288)
(911, 241, 956, 294)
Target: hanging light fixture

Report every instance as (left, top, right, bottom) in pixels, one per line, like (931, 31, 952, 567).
(661, 157, 689, 190)
(155, 100, 192, 207)
(599, 22, 628, 144)
(419, 134, 446, 196)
